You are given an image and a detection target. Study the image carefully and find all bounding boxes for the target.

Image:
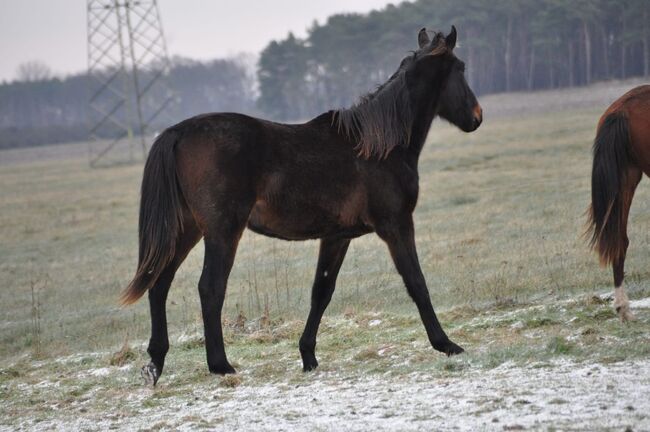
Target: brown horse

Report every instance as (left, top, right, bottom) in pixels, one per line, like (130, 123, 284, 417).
(121, 26, 482, 385)
(588, 84, 650, 322)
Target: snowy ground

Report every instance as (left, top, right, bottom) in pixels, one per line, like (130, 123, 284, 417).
(3, 296, 650, 432)
(5, 359, 649, 431)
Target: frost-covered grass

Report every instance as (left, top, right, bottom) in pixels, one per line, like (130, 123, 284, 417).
(1, 297, 650, 431)
(2, 79, 650, 429)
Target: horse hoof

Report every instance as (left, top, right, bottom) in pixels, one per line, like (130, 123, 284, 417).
(613, 287, 636, 323)
(302, 359, 319, 372)
(209, 363, 236, 375)
(141, 362, 159, 386)
(616, 305, 636, 322)
(441, 340, 465, 357)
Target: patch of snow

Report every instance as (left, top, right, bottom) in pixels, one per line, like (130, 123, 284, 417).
(368, 319, 382, 327)
(597, 292, 613, 301)
(510, 321, 524, 330)
(89, 367, 111, 377)
(176, 332, 202, 344)
(34, 380, 59, 389)
(53, 352, 105, 365)
(630, 297, 650, 309)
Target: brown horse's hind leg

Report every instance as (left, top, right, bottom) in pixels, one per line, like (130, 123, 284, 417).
(299, 237, 351, 371)
(612, 166, 642, 322)
(142, 216, 201, 386)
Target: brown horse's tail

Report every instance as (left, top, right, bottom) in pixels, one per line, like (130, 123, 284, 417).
(120, 129, 185, 305)
(587, 111, 631, 266)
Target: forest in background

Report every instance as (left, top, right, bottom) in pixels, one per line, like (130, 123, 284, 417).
(1, 0, 648, 149)
(0, 57, 256, 149)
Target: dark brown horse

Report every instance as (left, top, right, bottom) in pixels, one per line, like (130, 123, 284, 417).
(122, 26, 483, 385)
(588, 85, 650, 322)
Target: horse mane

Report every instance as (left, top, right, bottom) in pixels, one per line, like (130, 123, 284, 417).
(334, 33, 445, 159)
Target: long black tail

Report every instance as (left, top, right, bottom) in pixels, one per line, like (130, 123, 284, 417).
(120, 129, 185, 305)
(587, 112, 631, 266)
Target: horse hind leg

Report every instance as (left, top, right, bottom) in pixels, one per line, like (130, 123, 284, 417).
(612, 166, 641, 322)
(196, 207, 252, 375)
(142, 215, 202, 386)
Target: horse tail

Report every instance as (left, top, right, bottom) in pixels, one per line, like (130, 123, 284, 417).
(587, 111, 632, 266)
(120, 129, 185, 305)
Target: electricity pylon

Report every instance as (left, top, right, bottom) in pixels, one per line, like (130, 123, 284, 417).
(86, 0, 174, 167)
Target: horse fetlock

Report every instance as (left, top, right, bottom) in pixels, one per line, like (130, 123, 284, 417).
(298, 337, 315, 354)
(147, 342, 169, 359)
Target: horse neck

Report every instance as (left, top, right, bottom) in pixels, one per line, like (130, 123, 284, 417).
(405, 85, 443, 160)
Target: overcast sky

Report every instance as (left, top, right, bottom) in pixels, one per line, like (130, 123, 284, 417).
(0, 0, 406, 82)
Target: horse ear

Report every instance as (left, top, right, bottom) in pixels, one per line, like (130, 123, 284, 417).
(445, 25, 457, 51)
(418, 28, 430, 49)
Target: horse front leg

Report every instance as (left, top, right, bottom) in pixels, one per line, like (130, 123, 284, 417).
(377, 217, 463, 356)
(299, 237, 351, 371)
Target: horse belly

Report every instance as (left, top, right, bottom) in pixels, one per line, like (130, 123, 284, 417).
(247, 197, 371, 240)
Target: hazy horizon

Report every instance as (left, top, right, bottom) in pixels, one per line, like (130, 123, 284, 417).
(0, 0, 407, 83)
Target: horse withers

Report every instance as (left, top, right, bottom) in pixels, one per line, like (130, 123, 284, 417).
(588, 85, 650, 321)
(122, 26, 482, 385)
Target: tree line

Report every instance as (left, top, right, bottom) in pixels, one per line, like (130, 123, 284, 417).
(258, 0, 650, 120)
(1, 0, 648, 149)
(0, 57, 257, 149)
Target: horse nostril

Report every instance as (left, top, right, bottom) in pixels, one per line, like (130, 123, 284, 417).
(472, 104, 483, 129)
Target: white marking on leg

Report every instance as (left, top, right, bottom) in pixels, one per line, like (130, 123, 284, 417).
(614, 283, 636, 322)
(323, 271, 328, 278)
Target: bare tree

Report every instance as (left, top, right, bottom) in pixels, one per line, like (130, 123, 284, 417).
(16, 61, 52, 82)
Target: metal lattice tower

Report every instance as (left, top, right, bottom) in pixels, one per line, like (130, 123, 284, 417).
(86, 0, 174, 166)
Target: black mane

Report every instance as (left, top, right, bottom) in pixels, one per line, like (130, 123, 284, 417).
(334, 32, 444, 159)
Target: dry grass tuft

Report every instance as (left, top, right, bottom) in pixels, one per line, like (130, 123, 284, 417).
(220, 375, 242, 388)
(353, 347, 381, 361)
(585, 295, 609, 306)
(109, 338, 136, 366)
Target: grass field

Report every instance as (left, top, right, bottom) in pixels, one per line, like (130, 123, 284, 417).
(1, 79, 650, 430)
